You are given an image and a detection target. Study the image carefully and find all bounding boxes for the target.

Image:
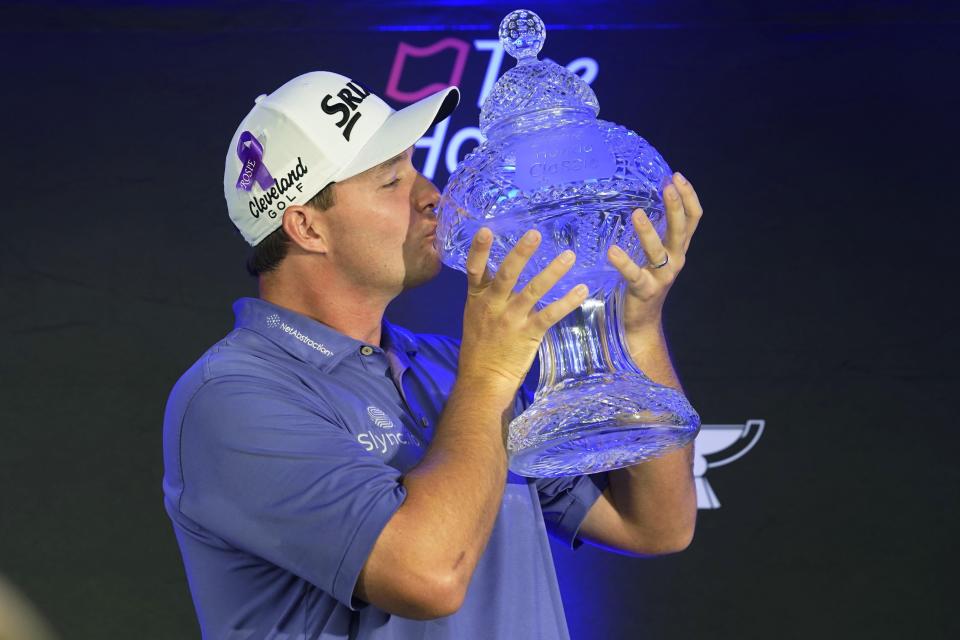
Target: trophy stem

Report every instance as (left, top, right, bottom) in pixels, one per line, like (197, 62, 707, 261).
(508, 285, 701, 477)
(536, 287, 642, 392)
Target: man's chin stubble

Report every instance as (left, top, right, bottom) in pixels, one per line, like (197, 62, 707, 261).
(402, 254, 442, 290)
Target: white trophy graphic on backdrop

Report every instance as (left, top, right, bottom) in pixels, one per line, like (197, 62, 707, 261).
(693, 419, 765, 509)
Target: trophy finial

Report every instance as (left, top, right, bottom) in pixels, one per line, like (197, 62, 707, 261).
(499, 9, 545, 64)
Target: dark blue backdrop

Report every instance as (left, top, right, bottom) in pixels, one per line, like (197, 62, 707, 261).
(2, 1, 957, 638)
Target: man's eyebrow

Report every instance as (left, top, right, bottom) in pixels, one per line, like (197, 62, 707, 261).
(372, 149, 410, 175)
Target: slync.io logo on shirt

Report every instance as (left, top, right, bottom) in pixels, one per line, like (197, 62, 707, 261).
(265, 313, 334, 356)
(367, 406, 396, 429)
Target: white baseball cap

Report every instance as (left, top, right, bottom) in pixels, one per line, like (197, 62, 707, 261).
(224, 71, 460, 246)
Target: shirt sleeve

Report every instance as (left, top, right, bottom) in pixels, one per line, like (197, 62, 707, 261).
(514, 381, 610, 550)
(176, 373, 405, 610)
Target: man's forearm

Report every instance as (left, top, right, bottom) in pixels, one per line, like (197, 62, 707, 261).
(608, 322, 697, 550)
(399, 378, 513, 595)
(627, 321, 684, 393)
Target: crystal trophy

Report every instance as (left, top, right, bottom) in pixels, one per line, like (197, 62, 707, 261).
(436, 9, 701, 477)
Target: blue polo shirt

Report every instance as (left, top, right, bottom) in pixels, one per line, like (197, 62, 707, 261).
(162, 296, 608, 639)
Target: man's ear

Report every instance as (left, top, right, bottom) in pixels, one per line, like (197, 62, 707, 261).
(281, 205, 329, 254)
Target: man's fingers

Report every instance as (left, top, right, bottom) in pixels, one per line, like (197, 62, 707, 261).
(514, 249, 577, 314)
(465, 227, 493, 292)
(632, 208, 668, 269)
(672, 172, 704, 253)
(488, 229, 541, 300)
(662, 184, 687, 255)
(535, 283, 589, 330)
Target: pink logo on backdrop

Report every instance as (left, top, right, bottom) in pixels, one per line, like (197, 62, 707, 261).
(385, 38, 470, 104)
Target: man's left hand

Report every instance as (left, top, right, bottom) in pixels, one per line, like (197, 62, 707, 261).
(606, 171, 704, 334)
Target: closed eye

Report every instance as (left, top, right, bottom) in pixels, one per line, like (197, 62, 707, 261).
(382, 177, 400, 188)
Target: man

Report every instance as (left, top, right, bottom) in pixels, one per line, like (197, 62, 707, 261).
(162, 70, 703, 639)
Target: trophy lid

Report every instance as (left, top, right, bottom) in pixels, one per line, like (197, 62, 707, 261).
(480, 9, 600, 135)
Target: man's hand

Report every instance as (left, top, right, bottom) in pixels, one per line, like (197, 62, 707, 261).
(458, 226, 589, 394)
(606, 171, 704, 334)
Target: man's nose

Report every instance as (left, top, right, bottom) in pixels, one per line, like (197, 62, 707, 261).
(414, 173, 440, 214)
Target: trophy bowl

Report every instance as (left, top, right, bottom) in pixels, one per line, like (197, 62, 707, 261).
(436, 9, 701, 477)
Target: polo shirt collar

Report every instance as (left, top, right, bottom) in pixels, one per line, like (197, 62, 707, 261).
(232, 297, 418, 375)
(381, 316, 418, 384)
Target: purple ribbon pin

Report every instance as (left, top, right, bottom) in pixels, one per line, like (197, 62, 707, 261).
(235, 131, 275, 192)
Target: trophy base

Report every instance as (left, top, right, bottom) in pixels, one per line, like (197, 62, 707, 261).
(507, 372, 700, 477)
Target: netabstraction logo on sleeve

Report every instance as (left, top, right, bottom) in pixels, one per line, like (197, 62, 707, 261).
(265, 313, 334, 357)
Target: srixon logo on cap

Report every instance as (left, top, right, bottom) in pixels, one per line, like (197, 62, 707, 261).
(321, 80, 371, 142)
